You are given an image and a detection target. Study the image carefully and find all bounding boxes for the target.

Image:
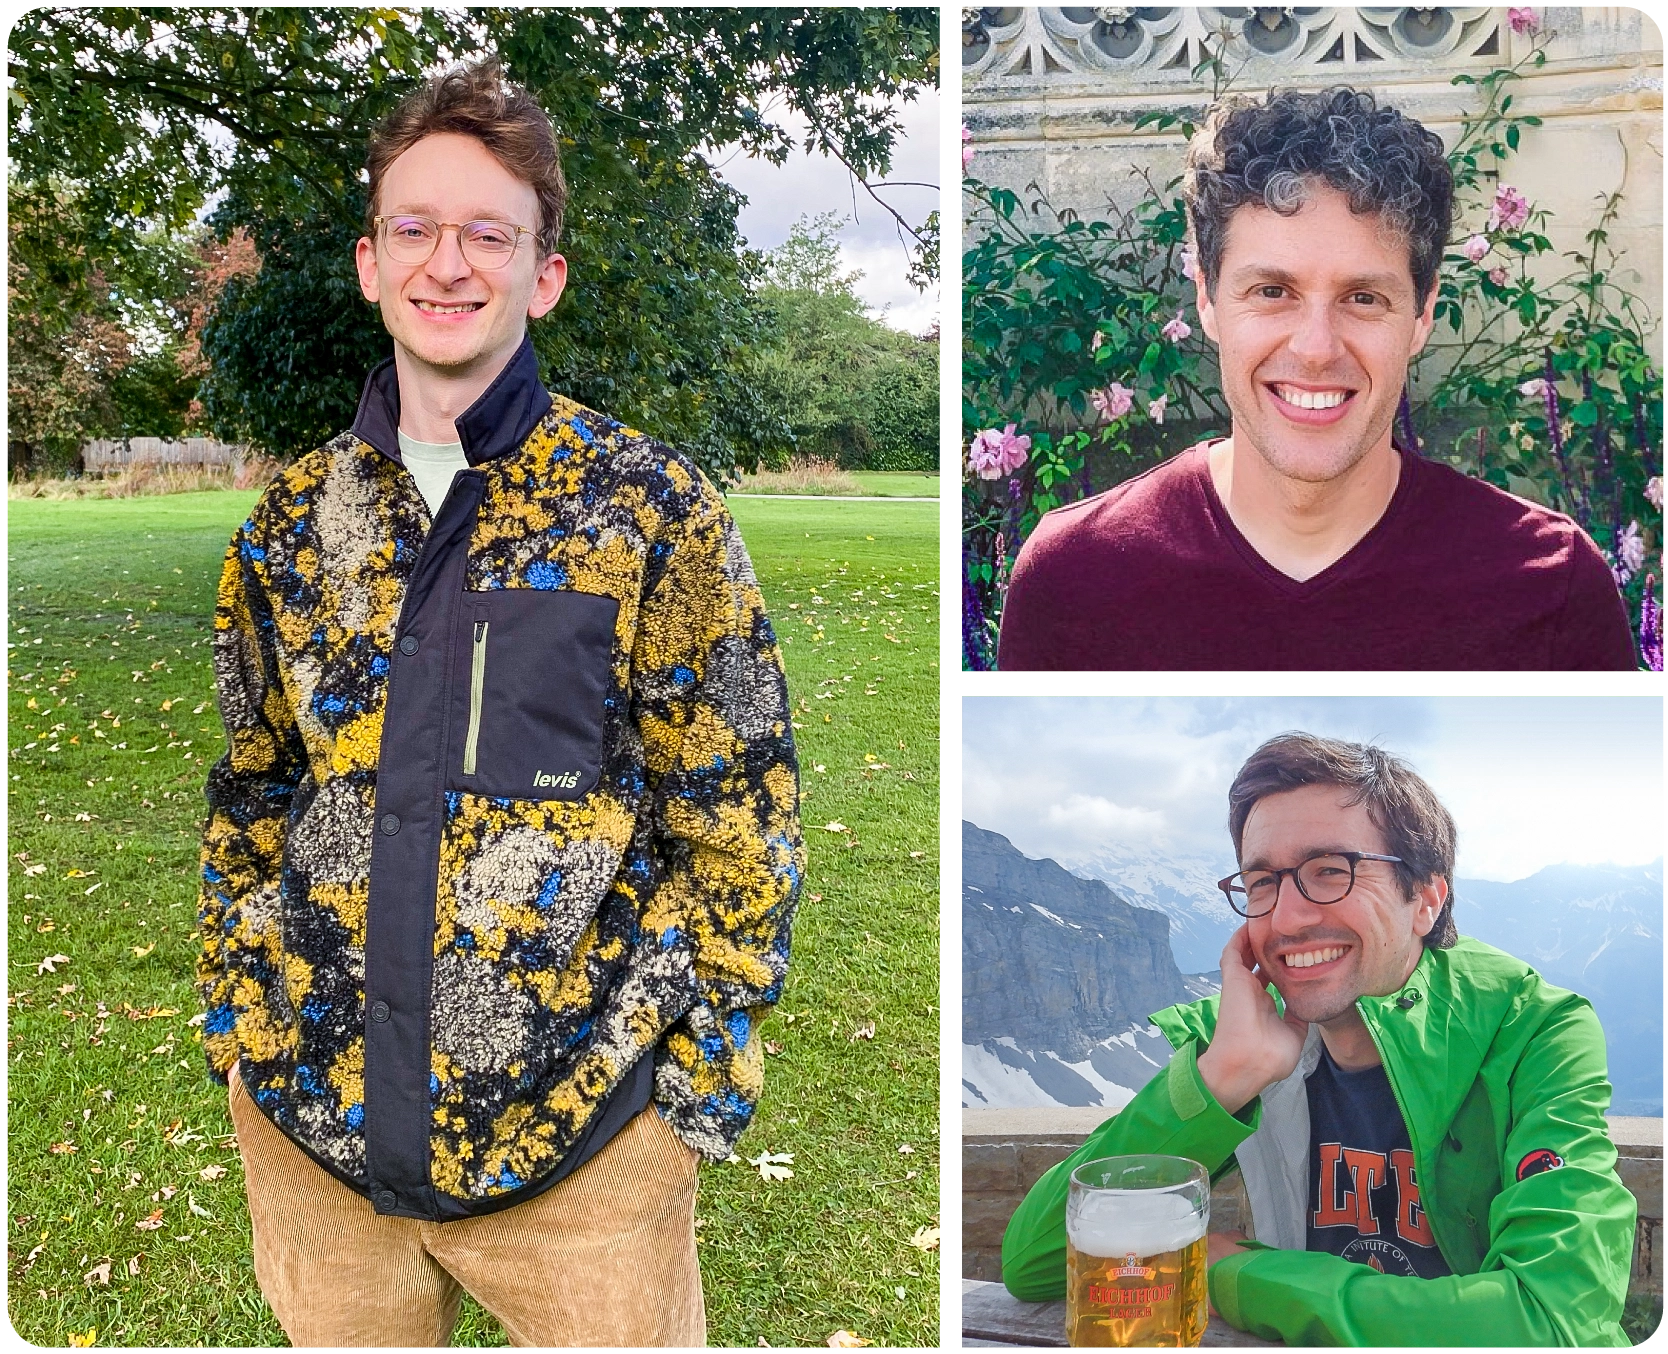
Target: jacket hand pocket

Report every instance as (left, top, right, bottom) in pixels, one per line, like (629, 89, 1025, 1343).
(446, 588, 618, 800)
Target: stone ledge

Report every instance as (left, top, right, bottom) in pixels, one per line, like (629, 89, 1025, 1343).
(962, 1109, 1662, 1293)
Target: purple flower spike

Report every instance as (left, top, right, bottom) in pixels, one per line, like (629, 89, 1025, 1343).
(962, 557, 992, 671)
(1542, 349, 1578, 515)
(1640, 575, 1663, 672)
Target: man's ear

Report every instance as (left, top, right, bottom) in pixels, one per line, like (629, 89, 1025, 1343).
(1194, 264, 1219, 345)
(1410, 875, 1447, 939)
(355, 235, 381, 305)
(528, 252, 567, 320)
(1407, 282, 1438, 358)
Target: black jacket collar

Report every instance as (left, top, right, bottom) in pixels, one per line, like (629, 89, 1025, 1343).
(349, 335, 554, 468)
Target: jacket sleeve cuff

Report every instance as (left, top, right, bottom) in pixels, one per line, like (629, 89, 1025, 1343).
(1207, 1240, 1275, 1332)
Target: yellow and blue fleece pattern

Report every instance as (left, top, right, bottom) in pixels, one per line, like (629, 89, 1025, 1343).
(198, 394, 802, 1202)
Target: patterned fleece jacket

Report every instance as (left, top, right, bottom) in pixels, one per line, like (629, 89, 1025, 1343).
(198, 337, 803, 1221)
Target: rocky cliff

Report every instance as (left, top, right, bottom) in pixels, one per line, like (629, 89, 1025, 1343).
(963, 821, 1194, 1062)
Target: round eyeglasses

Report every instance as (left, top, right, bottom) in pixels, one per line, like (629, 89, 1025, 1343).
(374, 215, 535, 270)
(1217, 850, 1403, 918)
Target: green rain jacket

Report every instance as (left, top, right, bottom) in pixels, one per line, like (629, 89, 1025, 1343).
(1000, 937, 1635, 1346)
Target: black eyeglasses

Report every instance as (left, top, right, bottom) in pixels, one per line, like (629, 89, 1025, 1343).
(1217, 851, 1403, 918)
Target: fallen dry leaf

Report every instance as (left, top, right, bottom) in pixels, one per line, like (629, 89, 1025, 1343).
(908, 1225, 941, 1252)
(134, 1210, 164, 1232)
(68, 1328, 97, 1347)
(84, 1260, 112, 1287)
(819, 822, 848, 833)
(22, 863, 46, 877)
(199, 1165, 227, 1182)
(49, 1141, 78, 1155)
(37, 954, 71, 975)
(897, 1143, 915, 1156)
(746, 1150, 795, 1183)
(126, 1255, 142, 1278)
(188, 1194, 211, 1219)
(131, 943, 155, 959)
(827, 1332, 871, 1348)
(764, 1040, 784, 1056)
(849, 1021, 876, 1042)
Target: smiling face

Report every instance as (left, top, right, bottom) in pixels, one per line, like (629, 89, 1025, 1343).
(1195, 183, 1437, 486)
(1240, 783, 1443, 1026)
(355, 131, 566, 384)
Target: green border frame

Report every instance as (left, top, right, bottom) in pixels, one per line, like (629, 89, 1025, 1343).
(940, 666, 1654, 1340)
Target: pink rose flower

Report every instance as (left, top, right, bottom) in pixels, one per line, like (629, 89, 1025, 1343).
(1179, 248, 1197, 282)
(1508, 7, 1539, 35)
(1090, 382, 1135, 422)
(1518, 378, 1549, 399)
(1090, 330, 1104, 353)
(1488, 185, 1530, 232)
(961, 124, 974, 173)
(1147, 395, 1168, 425)
(1161, 310, 1192, 344)
(1646, 476, 1663, 510)
(1488, 266, 1509, 287)
(1462, 234, 1490, 263)
(968, 424, 1029, 480)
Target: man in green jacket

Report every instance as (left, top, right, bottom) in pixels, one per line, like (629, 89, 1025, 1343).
(1001, 732, 1635, 1345)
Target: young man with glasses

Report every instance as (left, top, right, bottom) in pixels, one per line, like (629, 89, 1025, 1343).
(995, 87, 1636, 670)
(1000, 733, 1634, 1345)
(198, 58, 801, 1345)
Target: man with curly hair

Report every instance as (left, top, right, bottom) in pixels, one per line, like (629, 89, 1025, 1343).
(198, 57, 802, 1345)
(998, 87, 1635, 670)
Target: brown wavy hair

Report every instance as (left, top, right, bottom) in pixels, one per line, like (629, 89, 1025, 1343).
(1227, 731, 1458, 949)
(364, 57, 566, 255)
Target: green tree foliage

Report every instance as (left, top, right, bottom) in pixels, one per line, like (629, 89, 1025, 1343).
(754, 213, 938, 471)
(7, 185, 200, 475)
(8, 7, 939, 481)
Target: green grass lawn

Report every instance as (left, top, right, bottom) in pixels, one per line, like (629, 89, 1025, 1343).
(847, 472, 938, 498)
(7, 489, 939, 1348)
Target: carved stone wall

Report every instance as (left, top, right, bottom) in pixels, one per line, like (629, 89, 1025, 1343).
(963, 7, 1663, 360)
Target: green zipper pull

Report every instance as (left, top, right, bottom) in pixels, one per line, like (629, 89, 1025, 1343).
(463, 619, 487, 775)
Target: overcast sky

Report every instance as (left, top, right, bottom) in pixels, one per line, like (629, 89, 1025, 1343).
(711, 87, 940, 334)
(963, 698, 1664, 882)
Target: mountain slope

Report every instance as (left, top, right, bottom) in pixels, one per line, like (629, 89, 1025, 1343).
(962, 822, 1207, 1108)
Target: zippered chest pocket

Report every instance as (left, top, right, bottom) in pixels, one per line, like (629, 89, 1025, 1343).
(446, 588, 619, 800)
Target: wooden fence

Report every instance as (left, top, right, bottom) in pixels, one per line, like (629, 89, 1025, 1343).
(81, 438, 247, 473)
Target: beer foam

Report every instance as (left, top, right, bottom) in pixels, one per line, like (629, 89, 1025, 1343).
(1067, 1187, 1206, 1258)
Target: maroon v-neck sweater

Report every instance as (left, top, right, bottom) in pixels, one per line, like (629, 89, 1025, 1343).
(996, 442, 1637, 671)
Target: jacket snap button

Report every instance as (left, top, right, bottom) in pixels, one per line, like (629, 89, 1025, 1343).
(379, 814, 400, 835)
(370, 1000, 390, 1023)
(1397, 989, 1422, 1009)
(399, 635, 419, 655)
(375, 1190, 397, 1212)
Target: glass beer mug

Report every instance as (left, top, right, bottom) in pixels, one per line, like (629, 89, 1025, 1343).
(1065, 1155, 1210, 1347)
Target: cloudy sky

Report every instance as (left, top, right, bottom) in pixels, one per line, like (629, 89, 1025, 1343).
(712, 87, 940, 334)
(963, 697, 1664, 882)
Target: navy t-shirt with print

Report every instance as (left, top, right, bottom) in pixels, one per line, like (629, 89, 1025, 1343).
(1306, 1044, 1452, 1279)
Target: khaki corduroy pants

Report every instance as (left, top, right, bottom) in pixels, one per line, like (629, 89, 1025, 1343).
(228, 1068, 706, 1347)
